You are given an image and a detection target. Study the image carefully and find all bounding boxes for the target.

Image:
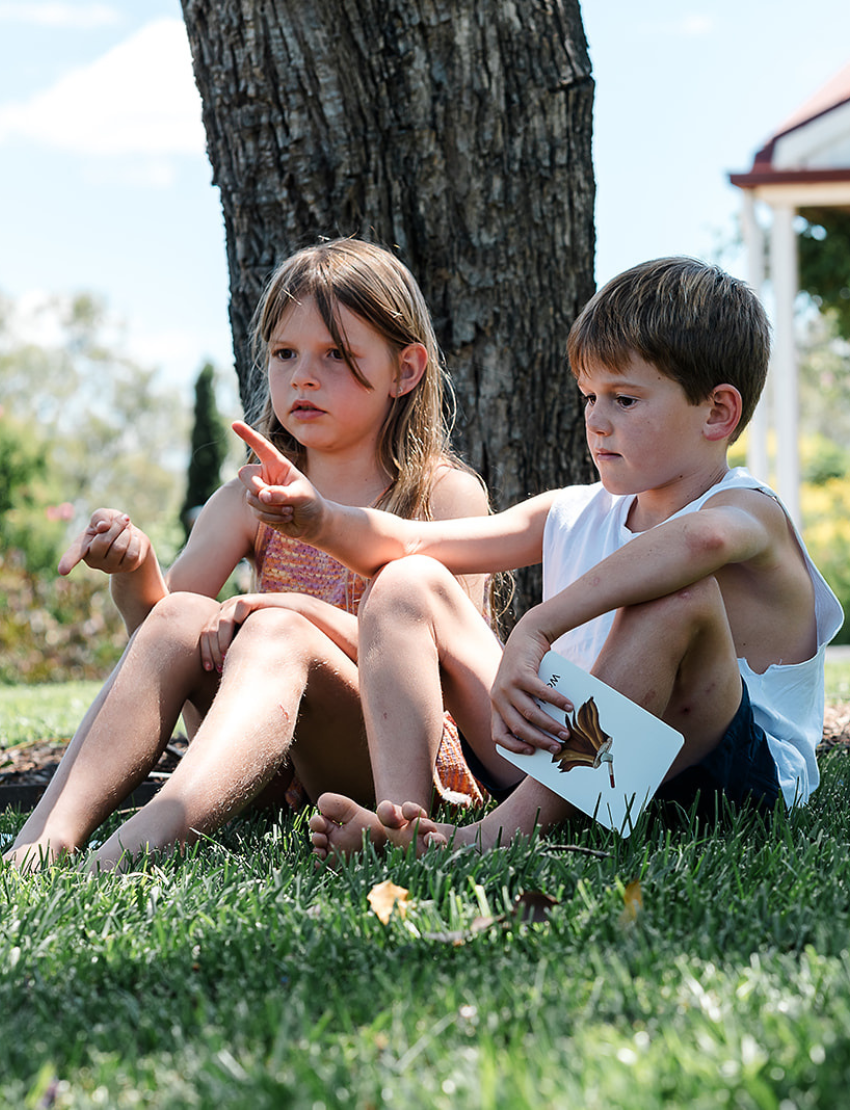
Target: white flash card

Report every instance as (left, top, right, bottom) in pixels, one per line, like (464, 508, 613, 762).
(496, 651, 684, 837)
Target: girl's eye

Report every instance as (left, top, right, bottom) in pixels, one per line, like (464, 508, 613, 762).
(328, 348, 345, 361)
(273, 347, 294, 361)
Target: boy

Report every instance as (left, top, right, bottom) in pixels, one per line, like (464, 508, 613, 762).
(235, 257, 843, 857)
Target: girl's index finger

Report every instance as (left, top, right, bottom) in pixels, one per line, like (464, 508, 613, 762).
(231, 421, 283, 466)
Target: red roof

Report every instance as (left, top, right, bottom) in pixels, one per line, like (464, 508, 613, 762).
(730, 60, 850, 188)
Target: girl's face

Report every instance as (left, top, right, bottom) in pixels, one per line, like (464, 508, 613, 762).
(267, 295, 406, 460)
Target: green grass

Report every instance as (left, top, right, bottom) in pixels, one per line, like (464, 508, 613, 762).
(0, 681, 102, 748)
(1, 666, 849, 1107)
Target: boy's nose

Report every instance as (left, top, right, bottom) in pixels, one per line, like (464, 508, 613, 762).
(585, 409, 610, 434)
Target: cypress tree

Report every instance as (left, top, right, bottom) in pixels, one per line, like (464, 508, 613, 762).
(181, 362, 226, 539)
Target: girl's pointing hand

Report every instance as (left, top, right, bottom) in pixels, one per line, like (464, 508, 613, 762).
(232, 421, 325, 540)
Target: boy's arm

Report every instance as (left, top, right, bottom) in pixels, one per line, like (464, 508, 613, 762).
(490, 497, 775, 752)
(234, 421, 555, 577)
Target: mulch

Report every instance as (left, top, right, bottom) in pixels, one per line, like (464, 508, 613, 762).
(0, 735, 189, 810)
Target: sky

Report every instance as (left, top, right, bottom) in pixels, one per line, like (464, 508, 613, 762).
(1, 0, 849, 404)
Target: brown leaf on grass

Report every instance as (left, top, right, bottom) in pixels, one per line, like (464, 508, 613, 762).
(619, 879, 643, 927)
(367, 879, 410, 924)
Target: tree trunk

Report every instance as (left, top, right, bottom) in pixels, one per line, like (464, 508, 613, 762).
(181, 0, 595, 616)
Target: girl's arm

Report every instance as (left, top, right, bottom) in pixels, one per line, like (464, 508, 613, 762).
(58, 479, 257, 636)
(428, 463, 492, 612)
(234, 421, 555, 578)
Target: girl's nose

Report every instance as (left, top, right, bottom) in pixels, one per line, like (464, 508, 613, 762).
(290, 356, 319, 388)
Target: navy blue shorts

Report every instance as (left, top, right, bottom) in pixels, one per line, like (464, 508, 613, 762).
(460, 733, 520, 804)
(654, 679, 780, 819)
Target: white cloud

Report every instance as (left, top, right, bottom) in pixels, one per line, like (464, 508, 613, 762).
(0, 17, 205, 155)
(673, 14, 714, 37)
(0, 3, 119, 28)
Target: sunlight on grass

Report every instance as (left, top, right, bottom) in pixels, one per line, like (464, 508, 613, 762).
(0, 681, 101, 748)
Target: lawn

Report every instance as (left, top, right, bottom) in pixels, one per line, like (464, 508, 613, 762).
(1, 667, 849, 1108)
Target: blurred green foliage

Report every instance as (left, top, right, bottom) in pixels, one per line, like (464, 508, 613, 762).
(0, 291, 206, 682)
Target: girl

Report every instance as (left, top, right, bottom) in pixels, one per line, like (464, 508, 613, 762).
(5, 238, 490, 872)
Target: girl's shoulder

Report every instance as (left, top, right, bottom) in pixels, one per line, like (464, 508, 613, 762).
(430, 460, 490, 519)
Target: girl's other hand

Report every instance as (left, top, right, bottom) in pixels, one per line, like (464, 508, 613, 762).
(58, 509, 149, 578)
(232, 421, 324, 540)
(198, 593, 264, 672)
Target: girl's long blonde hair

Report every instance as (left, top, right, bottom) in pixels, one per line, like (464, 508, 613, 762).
(251, 238, 475, 520)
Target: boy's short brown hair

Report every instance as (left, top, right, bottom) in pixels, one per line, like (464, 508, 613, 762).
(567, 257, 771, 440)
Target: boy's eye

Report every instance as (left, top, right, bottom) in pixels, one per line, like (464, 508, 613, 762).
(616, 395, 638, 408)
(581, 394, 595, 407)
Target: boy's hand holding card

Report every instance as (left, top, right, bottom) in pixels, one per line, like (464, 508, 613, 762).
(496, 652, 684, 837)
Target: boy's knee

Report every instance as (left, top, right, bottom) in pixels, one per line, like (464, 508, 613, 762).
(616, 576, 724, 635)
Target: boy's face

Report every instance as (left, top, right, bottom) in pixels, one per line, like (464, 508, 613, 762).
(578, 355, 715, 499)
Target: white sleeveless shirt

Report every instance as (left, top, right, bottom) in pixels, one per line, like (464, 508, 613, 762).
(541, 468, 844, 807)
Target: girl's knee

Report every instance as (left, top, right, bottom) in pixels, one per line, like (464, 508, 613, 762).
(137, 591, 217, 646)
(366, 555, 456, 616)
(229, 606, 320, 662)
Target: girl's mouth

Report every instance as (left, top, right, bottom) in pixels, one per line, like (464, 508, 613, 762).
(290, 401, 325, 417)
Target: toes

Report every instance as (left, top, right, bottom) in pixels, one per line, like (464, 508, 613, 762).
(316, 791, 361, 825)
(375, 800, 406, 829)
(400, 801, 429, 821)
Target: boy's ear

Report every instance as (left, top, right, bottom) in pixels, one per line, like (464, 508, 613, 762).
(704, 384, 743, 442)
(392, 343, 428, 397)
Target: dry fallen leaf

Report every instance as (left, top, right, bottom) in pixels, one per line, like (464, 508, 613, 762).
(619, 879, 643, 926)
(368, 879, 410, 924)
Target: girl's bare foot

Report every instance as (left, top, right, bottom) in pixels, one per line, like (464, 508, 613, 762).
(376, 800, 454, 855)
(310, 793, 389, 860)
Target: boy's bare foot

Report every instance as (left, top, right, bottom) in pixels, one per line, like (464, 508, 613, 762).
(309, 793, 389, 861)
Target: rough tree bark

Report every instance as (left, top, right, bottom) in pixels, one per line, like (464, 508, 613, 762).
(181, 0, 596, 615)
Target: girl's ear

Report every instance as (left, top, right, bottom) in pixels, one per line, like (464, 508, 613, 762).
(704, 384, 743, 442)
(391, 343, 428, 397)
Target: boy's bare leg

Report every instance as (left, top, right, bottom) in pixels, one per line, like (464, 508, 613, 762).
(89, 606, 372, 871)
(4, 592, 221, 871)
(310, 556, 513, 860)
(368, 576, 744, 856)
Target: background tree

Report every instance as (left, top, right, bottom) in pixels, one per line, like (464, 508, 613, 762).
(181, 361, 228, 539)
(798, 211, 850, 340)
(0, 292, 190, 680)
(180, 0, 596, 614)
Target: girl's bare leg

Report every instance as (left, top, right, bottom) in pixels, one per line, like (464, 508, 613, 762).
(372, 576, 745, 854)
(90, 606, 371, 871)
(310, 555, 515, 859)
(5, 592, 221, 870)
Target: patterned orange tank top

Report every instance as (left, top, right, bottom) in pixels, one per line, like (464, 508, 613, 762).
(253, 524, 486, 808)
